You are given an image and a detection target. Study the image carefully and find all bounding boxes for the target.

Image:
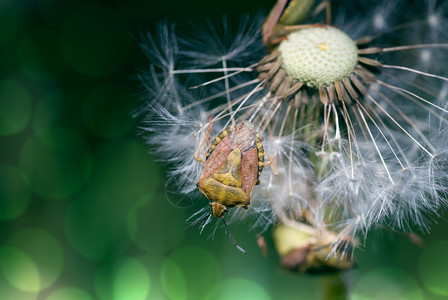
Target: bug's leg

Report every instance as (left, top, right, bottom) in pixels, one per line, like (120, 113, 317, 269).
(222, 218, 247, 254)
(264, 151, 273, 167)
(194, 116, 213, 164)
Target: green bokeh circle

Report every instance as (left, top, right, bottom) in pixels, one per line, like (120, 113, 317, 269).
(168, 246, 221, 299)
(418, 240, 448, 296)
(0, 246, 40, 292)
(0, 275, 38, 300)
(38, 0, 78, 27)
(46, 287, 94, 300)
(0, 80, 32, 135)
(129, 191, 186, 253)
(0, 164, 31, 220)
(161, 259, 187, 300)
(7, 228, 64, 290)
(0, 0, 20, 44)
(17, 30, 66, 82)
(65, 140, 158, 260)
(19, 127, 92, 200)
(94, 257, 150, 300)
(81, 82, 135, 138)
(351, 268, 423, 300)
(32, 91, 62, 133)
(205, 278, 271, 300)
(60, 3, 132, 77)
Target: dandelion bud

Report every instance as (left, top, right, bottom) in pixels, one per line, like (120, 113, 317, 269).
(274, 221, 356, 273)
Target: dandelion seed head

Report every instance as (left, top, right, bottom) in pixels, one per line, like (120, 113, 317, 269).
(279, 27, 358, 87)
(140, 0, 448, 259)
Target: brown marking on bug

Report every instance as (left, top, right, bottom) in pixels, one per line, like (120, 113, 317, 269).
(195, 120, 271, 219)
(207, 126, 234, 158)
(199, 134, 232, 181)
(197, 147, 249, 216)
(240, 146, 258, 204)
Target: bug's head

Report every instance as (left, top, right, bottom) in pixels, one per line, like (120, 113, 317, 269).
(210, 202, 228, 218)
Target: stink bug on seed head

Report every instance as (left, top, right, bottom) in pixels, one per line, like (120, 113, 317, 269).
(186, 117, 271, 253)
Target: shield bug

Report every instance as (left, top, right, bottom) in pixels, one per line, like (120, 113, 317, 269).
(186, 117, 271, 253)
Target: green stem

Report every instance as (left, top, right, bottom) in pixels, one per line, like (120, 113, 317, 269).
(321, 273, 348, 300)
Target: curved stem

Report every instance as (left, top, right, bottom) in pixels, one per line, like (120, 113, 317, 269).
(321, 273, 348, 300)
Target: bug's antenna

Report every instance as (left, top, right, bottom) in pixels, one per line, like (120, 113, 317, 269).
(185, 208, 211, 231)
(222, 218, 247, 254)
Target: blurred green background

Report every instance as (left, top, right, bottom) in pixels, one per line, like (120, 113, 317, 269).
(1, 0, 448, 299)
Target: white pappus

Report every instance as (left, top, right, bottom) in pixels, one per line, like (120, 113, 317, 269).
(139, 0, 448, 260)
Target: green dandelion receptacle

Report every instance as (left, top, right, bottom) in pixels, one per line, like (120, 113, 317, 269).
(279, 26, 358, 88)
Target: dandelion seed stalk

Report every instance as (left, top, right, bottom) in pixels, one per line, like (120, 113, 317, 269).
(139, 0, 448, 279)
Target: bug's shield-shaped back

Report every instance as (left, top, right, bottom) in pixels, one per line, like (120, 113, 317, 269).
(197, 148, 249, 216)
(196, 122, 261, 217)
(240, 147, 258, 203)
